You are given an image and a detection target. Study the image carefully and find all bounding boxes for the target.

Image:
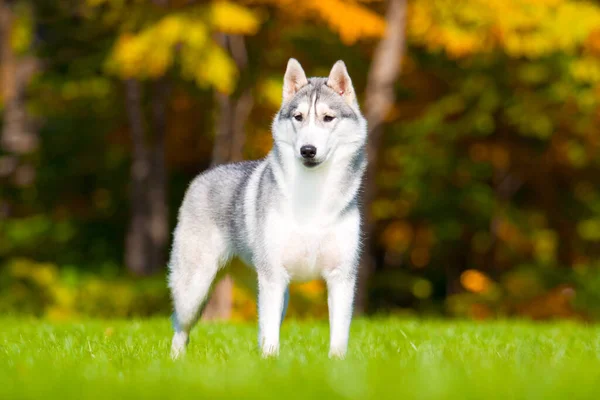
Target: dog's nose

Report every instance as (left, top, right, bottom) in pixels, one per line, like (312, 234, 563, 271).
(300, 145, 317, 159)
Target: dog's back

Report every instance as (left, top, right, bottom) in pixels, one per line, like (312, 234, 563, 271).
(171, 159, 261, 269)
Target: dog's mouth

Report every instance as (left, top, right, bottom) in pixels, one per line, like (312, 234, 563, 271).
(302, 160, 322, 168)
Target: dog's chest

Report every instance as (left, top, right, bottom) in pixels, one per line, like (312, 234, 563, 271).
(279, 223, 340, 282)
(269, 162, 348, 281)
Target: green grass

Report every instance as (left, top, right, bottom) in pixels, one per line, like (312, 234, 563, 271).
(1, 317, 600, 399)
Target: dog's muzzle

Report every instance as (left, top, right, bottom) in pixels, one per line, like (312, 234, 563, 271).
(300, 145, 317, 159)
(300, 145, 322, 168)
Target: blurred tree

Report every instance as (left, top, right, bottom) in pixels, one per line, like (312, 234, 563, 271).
(123, 77, 170, 275)
(92, 0, 261, 275)
(0, 0, 39, 205)
(124, 78, 150, 275)
(202, 33, 253, 320)
(123, 1, 171, 276)
(210, 34, 253, 166)
(357, 0, 406, 313)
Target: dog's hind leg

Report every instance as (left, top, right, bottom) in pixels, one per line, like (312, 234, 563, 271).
(168, 226, 226, 359)
(281, 287, 290, 324)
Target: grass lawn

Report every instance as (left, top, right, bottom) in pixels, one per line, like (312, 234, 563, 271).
(1, 317, 600, 399)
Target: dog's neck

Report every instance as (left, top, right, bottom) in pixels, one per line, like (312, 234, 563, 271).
(268, 142, 366, 225)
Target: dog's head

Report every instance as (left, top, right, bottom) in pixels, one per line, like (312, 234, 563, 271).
(272, 59, 367, 169)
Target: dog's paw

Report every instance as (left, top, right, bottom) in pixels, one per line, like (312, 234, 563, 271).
(261, 343, 280, 358)
(171, 332, 188, 360)
(328, 348, 347, 360)
(171, 341, 186, 360)
(171, 346, 185, 360)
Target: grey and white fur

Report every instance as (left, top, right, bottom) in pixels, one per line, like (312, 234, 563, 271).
(168, 59, 367, 358)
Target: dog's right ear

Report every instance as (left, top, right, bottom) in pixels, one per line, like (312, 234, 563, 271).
(327, 60, 356, 105)
(283, 58, 308, 103)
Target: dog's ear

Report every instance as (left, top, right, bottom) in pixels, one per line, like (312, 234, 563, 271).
(327, 60, 356, 105)
(283, 58, 308, 103)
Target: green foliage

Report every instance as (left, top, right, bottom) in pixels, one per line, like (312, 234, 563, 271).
(0, 259, 171, 318)
(367, 0, 600, 316)
(10, 1, 34, 54)
(2, 318, 600, 399)
(0, 259, 331, 320)
(5, 0, 600, 319)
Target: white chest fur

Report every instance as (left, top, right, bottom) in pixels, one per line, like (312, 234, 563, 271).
(261, 148, 359, 282)
(277, 162, 346, 281)
(278, 222, 341, 282)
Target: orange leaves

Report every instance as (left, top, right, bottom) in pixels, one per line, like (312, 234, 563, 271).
(304, 0, 385, 44)
(382, 221, 413, 251)
(382, 222, 436, 268)
(469, 143, 511, 170)
(460, 269, 493, 294)
(243, 0, 386, 44)
(230, 280, 328, 322)
(584, 28, 600, 56)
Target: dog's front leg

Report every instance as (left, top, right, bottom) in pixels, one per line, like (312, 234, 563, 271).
(257, 272, 288, 357)
(325, 270, 356, 359)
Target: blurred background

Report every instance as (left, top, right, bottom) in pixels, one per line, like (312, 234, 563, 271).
(2, 0, 600, 322)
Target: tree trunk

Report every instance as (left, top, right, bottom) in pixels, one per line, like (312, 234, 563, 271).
(125, 79, 153, 275)
(0, 0, 39, 189)
(356, 0, 407, 313)
(211, 90, 233, 165)
(201, 273, 234, 321)
(229, 34, 253, 163)
(124, 77, 170, 276)
(148, 78, 169, 271)
(202, 34, 253, 321)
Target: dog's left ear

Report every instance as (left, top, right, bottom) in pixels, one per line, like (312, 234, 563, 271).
(327, 61, 356, 105)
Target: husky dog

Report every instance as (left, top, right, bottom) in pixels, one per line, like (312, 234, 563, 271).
(169, 59, 367, 359)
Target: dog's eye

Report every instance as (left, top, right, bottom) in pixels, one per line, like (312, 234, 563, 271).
(294, 114, 303, 122)
(323, 115, 335, 122)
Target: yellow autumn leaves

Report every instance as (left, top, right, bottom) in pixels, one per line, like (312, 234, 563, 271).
(409, 0, 600, 59)
(82, 1, 600, 95)
(408, 0, 600, 96)
(102, 0, 387, 94)
(211, 1, 262, 35)
(106, 2, 260, 94)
